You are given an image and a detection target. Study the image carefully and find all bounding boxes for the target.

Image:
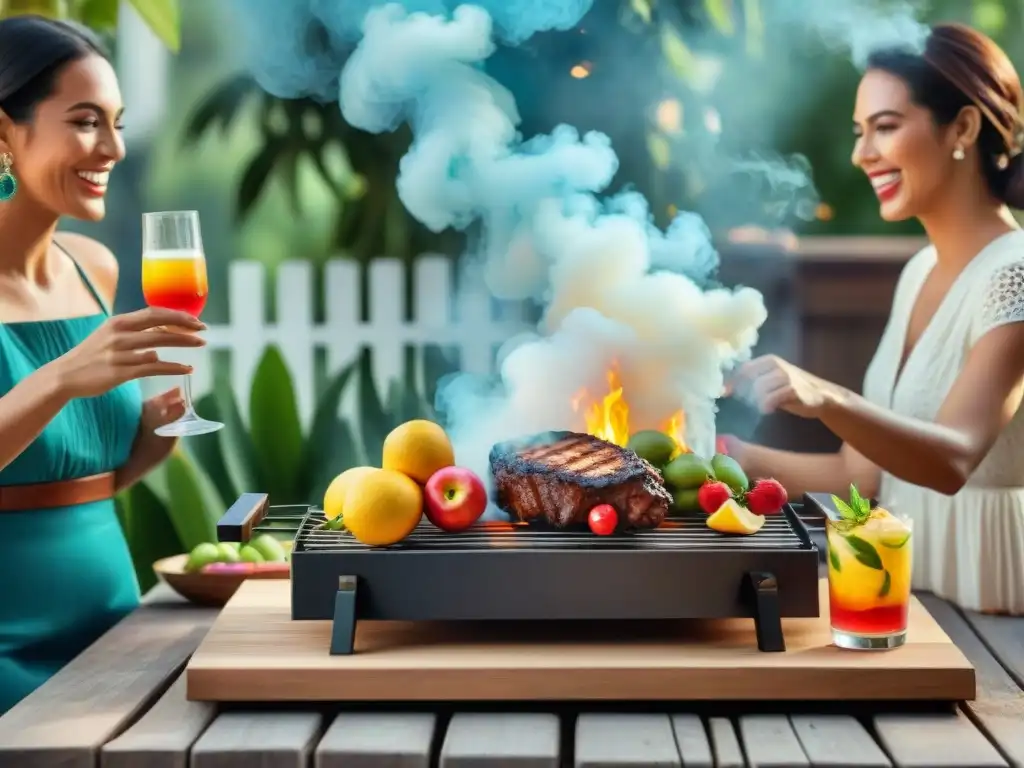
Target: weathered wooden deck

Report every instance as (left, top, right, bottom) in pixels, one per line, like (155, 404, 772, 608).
(0, 577, 1021, 768)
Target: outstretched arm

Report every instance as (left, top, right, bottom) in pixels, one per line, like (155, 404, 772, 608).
(734, 261, 1024, 497)
(727, 437, 880, 499)
(815, 320, 1024, 494)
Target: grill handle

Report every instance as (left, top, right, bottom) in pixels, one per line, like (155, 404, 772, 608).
(217, 493, 270, 543)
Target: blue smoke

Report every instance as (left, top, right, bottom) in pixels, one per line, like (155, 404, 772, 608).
(232, 0, 594, 101)
(770, 0, 929, 69)
(223, 0, 930, 479)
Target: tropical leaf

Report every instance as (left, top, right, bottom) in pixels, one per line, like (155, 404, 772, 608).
(237, 138, 287, 220)
(356, 347, 394, 467)
(660, 24, 698, 81)
(297, 357, 360, 494)
(0, 0, 65, 18)
(163, 448, 222, 549)
(126, 0, 179, 52)
(183, 392, 238, 508)
(386, 377, 432, 424)
(117, 482, 184, 593)
(77, 0, 119, 28)
(212, 366, 261, 500)
(421, 345, 459, 410)
(248, 345, 305, 502)
(181, 74, 259, 145)
(629, 0, 652, 23)
(703, 0, 735, 36)
(306, 416, 365, 503)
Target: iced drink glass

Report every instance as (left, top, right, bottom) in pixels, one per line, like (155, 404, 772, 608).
(825, 488, 913, 650)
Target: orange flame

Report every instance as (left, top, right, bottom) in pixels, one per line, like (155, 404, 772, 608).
(572, 363, 688, 456)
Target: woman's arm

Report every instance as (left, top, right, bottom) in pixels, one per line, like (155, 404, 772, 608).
(730, 439, 880, 499)
(816, 321, 1024, 494)
(0, 362, 73, 473)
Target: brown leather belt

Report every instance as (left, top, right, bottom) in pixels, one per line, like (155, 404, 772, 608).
(0, 471, 116, 511)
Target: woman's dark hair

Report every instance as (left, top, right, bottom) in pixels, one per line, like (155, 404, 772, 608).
(0, 15, 109, 124)
(867, 23, 1024, 209)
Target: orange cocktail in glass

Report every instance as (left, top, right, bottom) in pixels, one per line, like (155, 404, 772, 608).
(141, 210, 222, 438)
(141, 249, 208, 318)
(825, 485, 913, 650)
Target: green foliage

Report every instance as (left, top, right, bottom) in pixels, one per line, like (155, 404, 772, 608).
(180, 77, 462, 264)
(115, 345, 436, 588)
(0, 0, 180, 51)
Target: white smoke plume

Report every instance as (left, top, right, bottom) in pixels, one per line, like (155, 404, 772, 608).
(225, 0, 932, 505)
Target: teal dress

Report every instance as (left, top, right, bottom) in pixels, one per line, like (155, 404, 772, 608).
(0, 255, 144, 714)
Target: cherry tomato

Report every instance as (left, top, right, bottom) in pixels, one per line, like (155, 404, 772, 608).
(588, 504, 618, 536)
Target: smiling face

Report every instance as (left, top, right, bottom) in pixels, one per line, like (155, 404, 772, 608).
(1, 54, 125, 222)
(851, 69, 961, 222)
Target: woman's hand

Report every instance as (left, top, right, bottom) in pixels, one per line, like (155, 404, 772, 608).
(51, 307, 206, 399)
(730, 355, 843, 418)
(135, 387, 186, 461)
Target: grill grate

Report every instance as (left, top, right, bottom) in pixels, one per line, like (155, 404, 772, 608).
(291, 507, 813, 553)
(219, 495, 822, 652)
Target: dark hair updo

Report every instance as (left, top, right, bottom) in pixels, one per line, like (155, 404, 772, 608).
(0, 15, 109, 124)
(867, 23, 1024, 209)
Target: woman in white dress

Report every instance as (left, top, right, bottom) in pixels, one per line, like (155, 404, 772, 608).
(724, 23, 1024, 616)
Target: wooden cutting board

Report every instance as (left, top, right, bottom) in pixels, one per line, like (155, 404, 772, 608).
(185, 578, 974, 702)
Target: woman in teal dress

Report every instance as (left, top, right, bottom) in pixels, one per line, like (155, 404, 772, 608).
(0, 17, 207, 714)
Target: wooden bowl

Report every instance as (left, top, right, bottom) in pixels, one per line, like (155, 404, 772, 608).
(153, 553, 290, 607)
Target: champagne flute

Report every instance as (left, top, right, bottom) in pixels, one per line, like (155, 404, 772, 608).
(141, 210, 223, 437)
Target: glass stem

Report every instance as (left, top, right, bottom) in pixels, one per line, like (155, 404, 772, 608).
(181, 373, 198, 417)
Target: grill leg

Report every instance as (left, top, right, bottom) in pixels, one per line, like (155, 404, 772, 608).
(330, 576, 358, 655)
(745, 571, 785, 652)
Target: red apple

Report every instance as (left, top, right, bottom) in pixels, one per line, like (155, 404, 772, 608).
(424, 466, 488, 532)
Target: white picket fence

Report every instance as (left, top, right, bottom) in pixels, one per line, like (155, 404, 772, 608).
(147, 256, 533, 427)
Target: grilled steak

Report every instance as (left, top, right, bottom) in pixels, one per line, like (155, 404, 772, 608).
(489, 431, 672, 529)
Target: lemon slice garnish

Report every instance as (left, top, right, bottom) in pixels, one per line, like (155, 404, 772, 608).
(706, 498, 765, 535)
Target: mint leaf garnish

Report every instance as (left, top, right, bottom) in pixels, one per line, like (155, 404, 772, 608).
(832, 484, 871, 525)
(845, 534, 883, 570)
(828, 544, 841, 573)
(849, 484, 871, 519)
(830, 495, 858, 520)
(878, 570, 891, 598)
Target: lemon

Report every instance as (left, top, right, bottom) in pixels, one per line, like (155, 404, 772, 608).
(382, 420, 455, 483)
(323, 466, 377, 521)
(342, 468, 423, 546)
(706, 498, 765, 535)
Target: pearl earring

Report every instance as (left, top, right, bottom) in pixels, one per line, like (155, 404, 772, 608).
(953, 146, 965, 160)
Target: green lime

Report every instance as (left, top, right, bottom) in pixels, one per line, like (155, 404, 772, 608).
(239, 545, 265, 564)
(215, 542, 241, 563)
(662, 453, 715, 490)
(250, 533, 287, 562)
(711, 453, 749, 494)
(185, 542, 221, 573)
(671, 488, 702, 514)
(626, 430, 676, 468)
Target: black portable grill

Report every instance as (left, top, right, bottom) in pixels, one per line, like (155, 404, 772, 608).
(217, 493, 821, 656)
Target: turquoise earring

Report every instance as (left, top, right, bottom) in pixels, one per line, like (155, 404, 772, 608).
(0, 153, 16, 201)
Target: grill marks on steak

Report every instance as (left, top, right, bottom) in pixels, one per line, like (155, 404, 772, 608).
(489, 431, 672, 529)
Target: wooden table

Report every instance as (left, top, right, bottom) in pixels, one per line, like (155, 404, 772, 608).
(0, 582, 1021, 768)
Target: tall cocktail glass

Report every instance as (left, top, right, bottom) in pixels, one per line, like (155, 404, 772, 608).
(825, 488, 913, 650)
(141, 210, 223, 437)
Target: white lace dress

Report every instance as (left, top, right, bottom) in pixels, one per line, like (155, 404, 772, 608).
(861, 229, 1024, 614)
